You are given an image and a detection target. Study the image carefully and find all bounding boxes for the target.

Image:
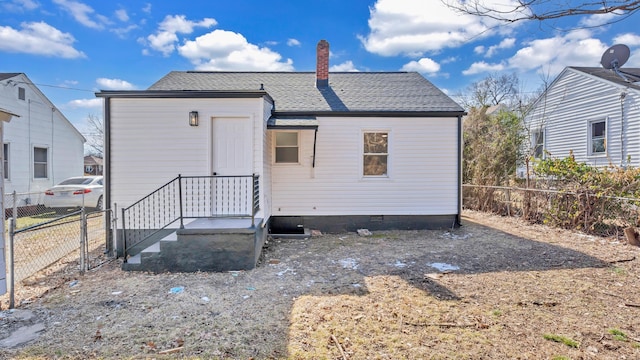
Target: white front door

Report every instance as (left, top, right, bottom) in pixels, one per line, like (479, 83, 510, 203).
(212, 117, 253, 175)
(211, 117, 253, 215)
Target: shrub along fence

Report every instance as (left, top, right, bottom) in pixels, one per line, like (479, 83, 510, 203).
(462, 184, 640, 237)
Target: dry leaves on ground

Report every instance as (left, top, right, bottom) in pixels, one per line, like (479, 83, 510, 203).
(1, 210, 639, 359)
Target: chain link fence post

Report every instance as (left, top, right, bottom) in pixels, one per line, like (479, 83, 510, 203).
(80, 207, 86, 275)
(111, 204, 118, 258)
(8, 217, 15, 309)
(12, 191, 17, 220)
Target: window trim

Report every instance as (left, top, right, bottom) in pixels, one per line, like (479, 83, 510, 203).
(274, 131, 300, 164)
(532, 129, 545, 159)
(3, 143, 8, 181)
(33, 146, 49, 179)
(18, 87, 25, 101)
(588, 118, 607, 156)
(362, 130, 390, 178)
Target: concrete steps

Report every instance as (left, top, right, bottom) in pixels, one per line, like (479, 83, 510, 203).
(122, 219, 266, 273)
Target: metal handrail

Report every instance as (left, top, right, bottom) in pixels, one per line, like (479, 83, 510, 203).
(121, 174, 260, 261)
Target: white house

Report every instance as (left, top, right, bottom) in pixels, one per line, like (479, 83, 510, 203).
(0, 108, 20, 296)
(0, 73, 86, 203)
(523, 66, 640, 169)
(96, 40, 465, 271)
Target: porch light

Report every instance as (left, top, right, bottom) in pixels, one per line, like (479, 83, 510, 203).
(189, 111, 199, 126)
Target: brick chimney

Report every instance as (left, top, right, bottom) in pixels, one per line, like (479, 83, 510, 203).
(316, 40, 329, 88)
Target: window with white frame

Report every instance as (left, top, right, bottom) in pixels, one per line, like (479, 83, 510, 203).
(275, 132, 299, 163)
(18, 87, 25, 101)
(589, 120, 606, 155)
(363, 132, 388, 176)
(33, 147, 48, 178)
(3, 143, 8, 180)
(533, 129, 545, 159)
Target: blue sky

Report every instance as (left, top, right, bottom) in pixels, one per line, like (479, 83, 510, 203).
(1, 0, 639, 139)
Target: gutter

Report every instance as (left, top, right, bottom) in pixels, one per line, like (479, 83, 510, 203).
(103, 97, 113, 255)
(457, 115, 463, 226)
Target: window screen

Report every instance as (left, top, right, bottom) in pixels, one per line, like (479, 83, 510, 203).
(275, 132, 298, 163)
(34, 147, 48, 178)
(363, 132, 388, 176)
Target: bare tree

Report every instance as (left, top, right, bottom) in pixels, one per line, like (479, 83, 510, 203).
(84, 113, 104, 157)
(442, 0, 640, 26)
(455, 72, 519, 109)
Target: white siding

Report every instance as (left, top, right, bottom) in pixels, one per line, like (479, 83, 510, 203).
(0, 74, 85, 196)
(109, 97, 266, 210)
(260, 99, 272, 221)
(525, 68, 640, 167)
(271, 117, 459, 216)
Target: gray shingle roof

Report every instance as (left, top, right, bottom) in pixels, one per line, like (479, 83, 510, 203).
(148, 71, 464, 114)
(571, 67, 640, 91)
(0, 73, 21, 81)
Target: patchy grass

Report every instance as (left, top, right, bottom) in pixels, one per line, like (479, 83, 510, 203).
(544, 334, 580, 348)
(609, 328, 629, 342)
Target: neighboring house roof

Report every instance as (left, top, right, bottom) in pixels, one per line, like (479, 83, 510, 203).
(0, 73, 21, 81)
(142, 71, 465, 116)
(484, 104, 506, 116)
(0, 72, 87, 142)
(525, 66, 640, 113)
(84, 155, 103, 166)
(569, 67, 640, 92)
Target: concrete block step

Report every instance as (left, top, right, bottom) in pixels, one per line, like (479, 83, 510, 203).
(127, 253, 141, 264)
(141, 241, 160, 253)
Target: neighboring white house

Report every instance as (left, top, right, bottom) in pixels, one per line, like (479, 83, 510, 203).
(97, 40, 465, 257)
(523, 66, 640, 170)
(0, 73, 86, 202)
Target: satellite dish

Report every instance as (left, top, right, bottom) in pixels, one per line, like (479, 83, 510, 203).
(601, 44, 630, 69)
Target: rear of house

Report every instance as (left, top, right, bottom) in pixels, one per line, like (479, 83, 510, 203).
(97, 40, 465, 271)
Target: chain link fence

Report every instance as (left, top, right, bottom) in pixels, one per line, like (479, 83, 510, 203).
(2, 191, 114, 308)
(463, 184, 640, 236)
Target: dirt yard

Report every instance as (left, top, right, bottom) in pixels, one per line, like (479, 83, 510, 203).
(1, 210, 639, 359)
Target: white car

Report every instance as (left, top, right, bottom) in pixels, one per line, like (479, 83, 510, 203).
(43, 176, 104, 213)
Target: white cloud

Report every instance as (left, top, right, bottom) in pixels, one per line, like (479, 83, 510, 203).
(142, 3, 151, 14)
(115, 9, 129, 22)
(463, 30, 610, 76)
(441, 56, 458, 64)
(67, 98, 103, 109)
(0, 21, 86, 58)
(462, 61, 505, 75)
(146, 15, 217, 56)
(359, 0, 523, 57)
(613, 33, 640, 47)
(287, 38, 301, 47)
(111, 24, 138, 38)
(474, 45, 485, 55)
(330, 61, 359, 72)
(178, 29, 294, 71)
(401, 57, 440, 74)
(3, 0, 39, 12)
(53, 0, 109, 30)
(507, 31, 607, 74)
(96, 78, 136, 90)
(485, 37, 516, 57)
(580, 12, 618, 27)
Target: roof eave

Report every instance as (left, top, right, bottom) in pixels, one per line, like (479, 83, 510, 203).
(273, 110, 466, 117)
(95, 90, 274, 103)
